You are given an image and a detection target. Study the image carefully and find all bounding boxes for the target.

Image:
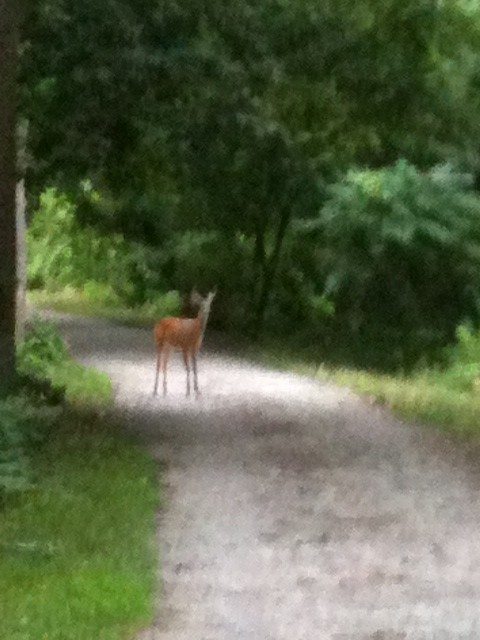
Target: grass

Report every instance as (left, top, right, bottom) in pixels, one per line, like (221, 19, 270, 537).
(0, 317, 159, 640)
(321, 367, 480, 437)
(0, 413, 158, 640)
(47, 360, 113, 408)
(243, 337, 480, 438)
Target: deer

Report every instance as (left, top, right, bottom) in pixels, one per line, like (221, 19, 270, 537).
(153, 289, 216, 398)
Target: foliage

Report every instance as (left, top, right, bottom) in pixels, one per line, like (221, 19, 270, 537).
(22, 0, 480, 193)
(20, 0, 480, 366)
(17, 315, 69, 381)
(0, 395, 58, 498)
(438, 324, 480, 392)
(28, 188, 168, 306)
(21, 0, 480, 335)
(17, 316, 112, 407)
(0, 318, 112, 501)
(299, 160, 480, 368)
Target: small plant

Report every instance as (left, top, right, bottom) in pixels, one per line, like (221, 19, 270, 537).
(17, 317, 70, 403)
(438, 324, 480, 392)
(18, 317, 69, 373)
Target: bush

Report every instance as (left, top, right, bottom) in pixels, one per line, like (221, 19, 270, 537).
(27, 188, 166, 306)
(17, 318, 112, 408)
(302, 160, 480, 369)
(0, 319, 112, 502)
(437, 324, 480, 392)
(17, 316, 69, 381)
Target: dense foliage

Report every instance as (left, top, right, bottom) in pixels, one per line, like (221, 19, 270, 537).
(19, 0, 480, 368)
(296, 161, 480, 367)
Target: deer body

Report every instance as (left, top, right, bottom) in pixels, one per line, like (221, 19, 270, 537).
(153, 290, 215, 397)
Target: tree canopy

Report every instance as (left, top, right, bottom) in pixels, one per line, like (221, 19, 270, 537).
(20, 0, 480, 365)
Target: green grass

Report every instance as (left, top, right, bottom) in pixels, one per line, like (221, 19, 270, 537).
(320, 366, 480, 437)
(0, 315, 159, 640)
(217, 329, 480, 440)
(48, 360, 113, 408)
(237, 335, 480, 439)
(0, 413, 158, 640)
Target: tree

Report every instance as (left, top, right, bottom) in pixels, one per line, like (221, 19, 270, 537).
(298, 160, 480, 368)
(0, 0, 20, 392)
(177, 96, 322, 334)
(21, 0, 480, 335)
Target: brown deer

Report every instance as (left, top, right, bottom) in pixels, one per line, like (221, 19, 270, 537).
(153, 289, 216, 397)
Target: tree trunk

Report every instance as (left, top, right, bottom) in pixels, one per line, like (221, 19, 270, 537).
(253, 208, 291, 338)
(15, 118, 28, 345)
(0, 0, 19, 393)
(15, 176, 27, 345)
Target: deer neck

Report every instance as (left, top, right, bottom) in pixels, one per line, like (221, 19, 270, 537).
(197, 307, 210, 340)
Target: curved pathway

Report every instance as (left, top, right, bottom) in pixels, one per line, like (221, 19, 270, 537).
(52, 312, 480, 639)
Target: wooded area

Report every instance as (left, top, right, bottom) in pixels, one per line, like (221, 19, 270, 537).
(0, 0, 19, 390)
(7, 0, 480, 372)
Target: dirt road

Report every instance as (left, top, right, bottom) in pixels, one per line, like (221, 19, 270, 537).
(52, 312, 480, 639)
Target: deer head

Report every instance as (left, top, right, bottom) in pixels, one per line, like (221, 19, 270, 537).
(190, 288, 204, 308)
(191, 288, 216, 329)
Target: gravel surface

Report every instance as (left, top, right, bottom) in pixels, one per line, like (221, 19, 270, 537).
(50, 312, 480, 640)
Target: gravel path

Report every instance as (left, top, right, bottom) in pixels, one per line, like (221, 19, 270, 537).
(52, 312, 480, 639)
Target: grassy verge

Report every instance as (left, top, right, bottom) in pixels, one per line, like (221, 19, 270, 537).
(0, 413, 158, 640)
(243, 338, 480, 438)
(0, 321, 159, 640)
(320, 367, 480, 438)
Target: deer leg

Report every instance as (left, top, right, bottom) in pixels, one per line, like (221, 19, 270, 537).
(153, 348, 162, 396)
(192, 352, 200, 397)
(183, 350, 191, 397)
(162, 347, 170, 396)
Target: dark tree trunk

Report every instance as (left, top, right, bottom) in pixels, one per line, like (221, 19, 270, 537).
(0, 0, 19, 392)
(253, 208, 291, 338)
(16, 118, 28, 345)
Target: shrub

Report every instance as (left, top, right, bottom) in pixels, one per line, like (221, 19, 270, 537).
(27, 188, 166, 306)
(437, 324, 480, 392)
(302, 160, 480, 368)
